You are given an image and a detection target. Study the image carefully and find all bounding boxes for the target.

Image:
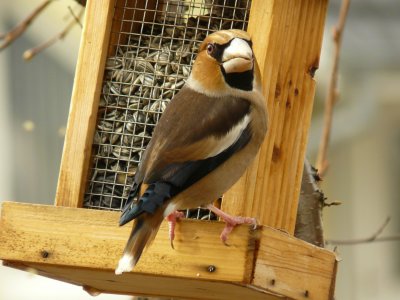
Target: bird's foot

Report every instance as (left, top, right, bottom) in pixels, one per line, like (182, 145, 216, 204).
(206, 204, 257, 245)
(166, 210, 185, 249)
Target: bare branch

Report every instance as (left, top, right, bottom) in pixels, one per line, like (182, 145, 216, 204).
(326, 217, 399, 245)
(0, 0, 53, 51)
(315, 0, 351, 176)
(68, 6, 83, 28)
(75, 0, 87, 6)
(23, 8, 84, 61)
(324, 201, 342, 207)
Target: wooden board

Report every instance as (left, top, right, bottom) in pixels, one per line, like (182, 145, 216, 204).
(0, 202, 255, 282)
(222, 0, 329, 234)
(253, 227, 337, 300)
(0, 202, 337, 299)
(55, 0, 116, 207)
(3, 261, 283, 300)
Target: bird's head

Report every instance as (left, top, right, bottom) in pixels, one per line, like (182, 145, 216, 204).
(187, 29, 261, 97)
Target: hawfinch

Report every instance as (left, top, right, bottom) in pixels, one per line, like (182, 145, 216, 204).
(116, 29, 267, 274)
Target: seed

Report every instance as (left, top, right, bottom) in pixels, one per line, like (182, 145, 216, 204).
(84, 1, 250, 211)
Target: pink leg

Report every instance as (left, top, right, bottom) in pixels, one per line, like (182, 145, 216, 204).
(207, 204, 257, 245)
(166, 211, 185, 249)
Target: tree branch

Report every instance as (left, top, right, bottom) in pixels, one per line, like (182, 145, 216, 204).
(75, 0, 87, 6)
(0, 0, 54, 51)
(315, 0, 351, 176)
(325, 217, 400, 245)
(294, 160, 325, 247)
(68, 6, 83, 28)
(23, 8, 84, 61)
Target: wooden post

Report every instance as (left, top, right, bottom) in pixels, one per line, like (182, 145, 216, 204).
(222, 0, 328, 234)
(55, 0, 158, 208)
(55, 0, 116, 207)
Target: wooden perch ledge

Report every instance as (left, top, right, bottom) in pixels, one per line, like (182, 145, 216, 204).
(0, 202, 337, 300)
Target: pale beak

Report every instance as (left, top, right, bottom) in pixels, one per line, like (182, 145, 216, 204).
(221, 38, 253, 74)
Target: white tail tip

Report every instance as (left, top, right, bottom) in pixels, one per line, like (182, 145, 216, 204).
(115, 254, 135, 275)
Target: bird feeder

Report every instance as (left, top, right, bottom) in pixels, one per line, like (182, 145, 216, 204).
(0, 0, 337, 299)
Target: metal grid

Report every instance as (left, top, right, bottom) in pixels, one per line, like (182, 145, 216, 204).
(84, 0, 251, 220)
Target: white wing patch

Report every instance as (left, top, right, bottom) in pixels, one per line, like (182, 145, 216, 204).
(206, 114, 250, 158)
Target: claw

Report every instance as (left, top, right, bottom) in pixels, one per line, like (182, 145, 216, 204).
(207, 204, 257, 244)
(166, 211, 185, 249)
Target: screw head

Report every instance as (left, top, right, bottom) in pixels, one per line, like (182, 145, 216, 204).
(207, 265, 216, 273)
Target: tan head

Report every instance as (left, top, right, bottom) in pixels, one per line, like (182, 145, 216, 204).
(187, 30, 260, 96)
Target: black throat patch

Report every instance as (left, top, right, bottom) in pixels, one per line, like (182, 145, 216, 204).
(221, 67, 254, 91)
(210, 38, 254, 91)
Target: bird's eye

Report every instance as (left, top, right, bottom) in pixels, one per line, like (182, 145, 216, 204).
(206, 43, 215, 55)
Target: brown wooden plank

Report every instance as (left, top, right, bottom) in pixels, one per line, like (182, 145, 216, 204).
(222, 0, 329, 234)
(0, 202, 336, 299)
(3, 261, 283, 300)
(253, 227, 337, 300)
(0, 202, 255, 283)
(55, 0, 116, 207)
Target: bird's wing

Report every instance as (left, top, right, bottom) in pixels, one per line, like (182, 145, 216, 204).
(120, 86, 252, 225)
(142, 86, 251, 183)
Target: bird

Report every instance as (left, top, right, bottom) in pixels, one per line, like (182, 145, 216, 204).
(115, 29, 268, 275)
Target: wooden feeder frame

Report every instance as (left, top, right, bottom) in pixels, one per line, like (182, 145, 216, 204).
(0, 1, 337, 299)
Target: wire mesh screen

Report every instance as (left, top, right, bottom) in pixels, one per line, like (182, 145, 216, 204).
(83, 0, 251, 220)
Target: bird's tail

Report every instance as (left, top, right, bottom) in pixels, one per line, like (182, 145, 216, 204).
(115, 211, 163, 275)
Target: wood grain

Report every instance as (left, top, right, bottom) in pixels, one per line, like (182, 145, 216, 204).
(55, 0, 116, 207)
(3, 262, 283, 300)
(222, 0, 329, 234)
(253, 227, 337, 300)
(0, 202, 256, 283)
(0, 202, 337, 299)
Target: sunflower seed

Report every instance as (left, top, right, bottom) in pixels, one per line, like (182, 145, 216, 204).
(84, 0, 250, 212)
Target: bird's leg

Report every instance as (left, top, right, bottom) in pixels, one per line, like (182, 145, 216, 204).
(166, 210, 185, 249)
(206, 204, 257, 245)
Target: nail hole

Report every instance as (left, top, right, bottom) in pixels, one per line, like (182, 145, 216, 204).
(308, 65, 318, 78)
(41, 250, 49, 258)
(275, 84, 281, 98)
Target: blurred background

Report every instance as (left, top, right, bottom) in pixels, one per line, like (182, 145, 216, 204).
(0, 0, 399, 299)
